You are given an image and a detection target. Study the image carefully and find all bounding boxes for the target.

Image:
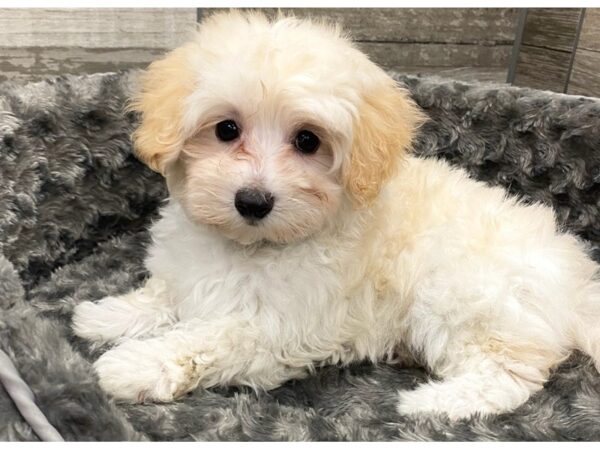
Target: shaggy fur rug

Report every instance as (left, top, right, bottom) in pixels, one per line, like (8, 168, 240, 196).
(1, 70, 599, 441)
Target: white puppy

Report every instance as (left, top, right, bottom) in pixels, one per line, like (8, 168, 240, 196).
(73, 12, 600, 419)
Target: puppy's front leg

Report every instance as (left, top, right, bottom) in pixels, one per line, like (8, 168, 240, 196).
(72, 277, 176, 344)
(93, 317, 308, 402)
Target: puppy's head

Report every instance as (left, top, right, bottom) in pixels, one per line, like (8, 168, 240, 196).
(132, 11, 424, 245)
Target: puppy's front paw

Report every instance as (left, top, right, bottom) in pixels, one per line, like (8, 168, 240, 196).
(94, 339, 200, 403)
(72, 300, 113, 343)
(73, 297, 139, 344)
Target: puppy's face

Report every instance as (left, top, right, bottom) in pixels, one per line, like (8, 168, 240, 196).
(174, 94, 347, 245)
(132, 12, 424, 245)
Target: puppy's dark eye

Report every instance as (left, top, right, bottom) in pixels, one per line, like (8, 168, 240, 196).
(294, 130, 320, 154)
(215, 120, 240, 142)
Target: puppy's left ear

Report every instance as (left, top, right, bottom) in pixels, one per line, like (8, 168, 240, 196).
(343, 78, 426, 207)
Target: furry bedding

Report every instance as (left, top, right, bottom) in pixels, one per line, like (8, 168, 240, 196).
(1, 70, 600, 441)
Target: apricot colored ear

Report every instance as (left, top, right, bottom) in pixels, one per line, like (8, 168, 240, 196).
(129, 43, 197, 174)
(344, 81, 425, 207)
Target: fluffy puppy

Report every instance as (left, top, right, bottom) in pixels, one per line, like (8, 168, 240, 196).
(72, 11, 600, 419)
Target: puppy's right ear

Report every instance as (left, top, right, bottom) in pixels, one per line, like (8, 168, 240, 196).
(129, 43, 197, 174)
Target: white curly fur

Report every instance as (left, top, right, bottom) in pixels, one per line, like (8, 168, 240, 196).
(72, 12, 600, 420)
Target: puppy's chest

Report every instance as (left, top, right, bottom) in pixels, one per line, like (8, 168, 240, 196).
(155, 237, 348, 320)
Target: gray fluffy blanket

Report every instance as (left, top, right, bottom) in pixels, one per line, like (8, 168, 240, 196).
(1, 70, 600, 441)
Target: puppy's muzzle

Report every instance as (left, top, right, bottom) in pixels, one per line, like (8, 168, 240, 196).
(234, 188, 275, 220)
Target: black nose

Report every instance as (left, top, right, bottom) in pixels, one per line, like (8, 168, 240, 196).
(234, 188, 275, 220)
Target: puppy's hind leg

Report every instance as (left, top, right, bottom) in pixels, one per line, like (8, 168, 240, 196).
(397, 352, 544, 420)
(72, 277, 176, 345)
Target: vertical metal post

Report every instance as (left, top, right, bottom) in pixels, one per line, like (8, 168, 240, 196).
(507, 9, 528, 84)
(564, 8, 586, 94)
